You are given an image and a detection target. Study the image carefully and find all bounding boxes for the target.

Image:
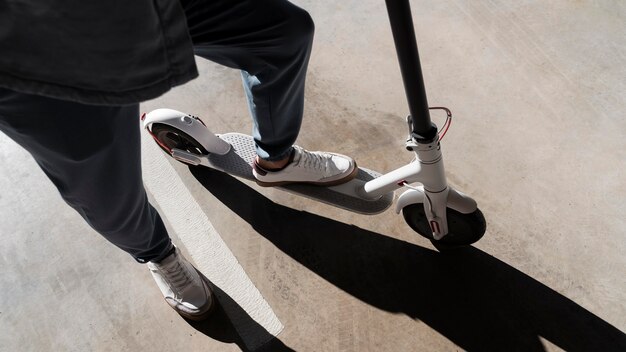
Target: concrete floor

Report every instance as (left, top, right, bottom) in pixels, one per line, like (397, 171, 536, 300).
(1, 0, 625, 351)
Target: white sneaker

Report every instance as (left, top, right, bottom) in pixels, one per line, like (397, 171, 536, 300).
(253, 145, 358, 187)
(147, 247, 214, 321)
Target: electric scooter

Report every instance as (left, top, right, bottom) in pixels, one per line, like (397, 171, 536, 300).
(142, 0, 486, 249)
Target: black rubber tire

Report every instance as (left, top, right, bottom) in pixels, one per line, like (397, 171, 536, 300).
(402, 203, 486, 250)
(150, 123, 209, 161)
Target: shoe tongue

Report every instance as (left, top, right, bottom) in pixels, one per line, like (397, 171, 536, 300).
(157, 251, 179, 269)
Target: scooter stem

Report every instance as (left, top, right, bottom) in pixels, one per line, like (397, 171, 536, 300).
(384, 0, 438, 142)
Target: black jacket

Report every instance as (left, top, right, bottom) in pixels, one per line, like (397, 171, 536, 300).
(0, 0, 197, 105)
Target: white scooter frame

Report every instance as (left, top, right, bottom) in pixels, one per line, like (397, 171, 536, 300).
(142, 107, 484, 246)
(142, 0, 486, 247)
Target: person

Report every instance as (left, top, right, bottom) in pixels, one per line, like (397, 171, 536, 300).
(0, 0, 357, 321)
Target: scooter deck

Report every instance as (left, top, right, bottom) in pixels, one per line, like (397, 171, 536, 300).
(205, 133, 394, 214)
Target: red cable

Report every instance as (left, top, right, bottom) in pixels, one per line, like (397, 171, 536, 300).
(438, 117, 451, 141)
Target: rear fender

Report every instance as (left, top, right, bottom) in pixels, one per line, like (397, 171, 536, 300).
(142, 108, 231, 155)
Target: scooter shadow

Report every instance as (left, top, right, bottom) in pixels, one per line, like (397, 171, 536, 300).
(189, 166, 626, 352)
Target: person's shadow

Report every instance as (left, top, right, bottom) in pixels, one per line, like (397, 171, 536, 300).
(189, 166, 626, 351)
(182, 284, 295, 352)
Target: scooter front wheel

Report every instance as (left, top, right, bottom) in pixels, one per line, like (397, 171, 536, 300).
(402, 204, 486, 250)
(150, 123, 209, 163)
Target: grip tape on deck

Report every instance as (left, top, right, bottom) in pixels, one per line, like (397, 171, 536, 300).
(207, 133, 393, 214)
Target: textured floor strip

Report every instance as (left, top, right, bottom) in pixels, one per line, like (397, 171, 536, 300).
(140, 128, 283, 350)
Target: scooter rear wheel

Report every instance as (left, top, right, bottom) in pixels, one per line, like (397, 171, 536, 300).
(151, 123, 209, 162)
(402, 204, 486, 250)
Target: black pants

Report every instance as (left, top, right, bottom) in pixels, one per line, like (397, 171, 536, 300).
(0, 0, 314, 262)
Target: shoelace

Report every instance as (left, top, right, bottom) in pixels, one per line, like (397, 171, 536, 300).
(161, 261, 193, 295)
(297, 149, 336, 176)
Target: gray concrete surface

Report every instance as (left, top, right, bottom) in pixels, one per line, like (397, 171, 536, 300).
(1, 0, 625, 351)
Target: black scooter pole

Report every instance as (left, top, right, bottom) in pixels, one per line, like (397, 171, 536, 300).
(385, 0, 438, 142)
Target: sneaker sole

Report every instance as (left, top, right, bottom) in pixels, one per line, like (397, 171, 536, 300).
(255, 161, 359, 187)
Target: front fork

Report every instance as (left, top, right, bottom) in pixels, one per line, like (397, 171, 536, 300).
(360, 115, 477, 239)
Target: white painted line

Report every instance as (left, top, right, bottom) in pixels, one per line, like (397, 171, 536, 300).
(140, 129, 283, 350)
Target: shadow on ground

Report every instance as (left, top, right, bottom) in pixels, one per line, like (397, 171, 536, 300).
(184, 284, 294, 352)
(190, 166, 626, 352)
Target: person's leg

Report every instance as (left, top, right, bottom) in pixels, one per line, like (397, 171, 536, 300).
(181, 0, 313, 162)
(0, 88, 213, 319)
(179, 0, 357, 185)
(0, 88, 172, 262)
